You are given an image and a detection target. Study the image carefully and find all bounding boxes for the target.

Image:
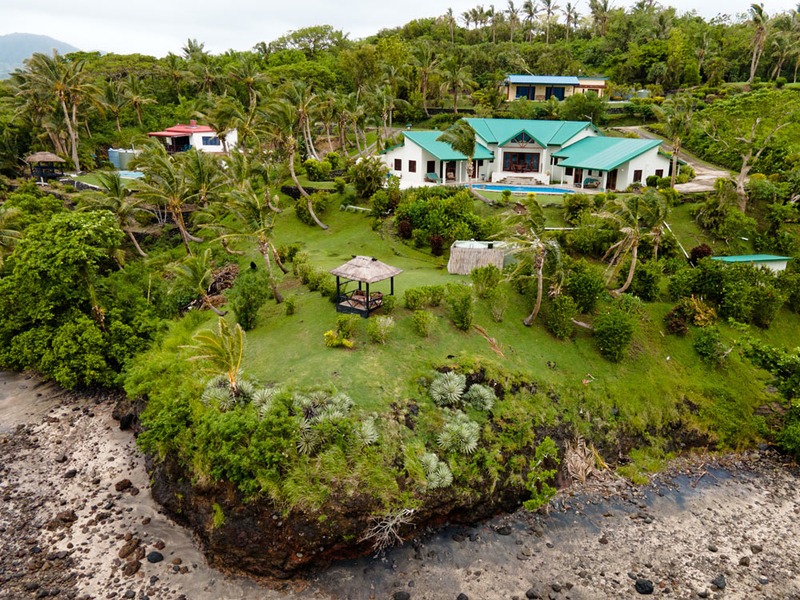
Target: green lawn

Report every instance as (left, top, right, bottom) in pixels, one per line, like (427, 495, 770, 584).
(196, 203, 799, 446)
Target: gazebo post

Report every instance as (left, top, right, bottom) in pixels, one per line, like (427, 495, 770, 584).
(365, 282, 370, 317)
(390, 277, 394, 296)
(335, 276, 341, 302)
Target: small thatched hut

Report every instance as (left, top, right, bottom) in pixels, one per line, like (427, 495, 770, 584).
(330, 256, 403, 317)
(25, 152, 66, 181)
(447, 240, 508, 275)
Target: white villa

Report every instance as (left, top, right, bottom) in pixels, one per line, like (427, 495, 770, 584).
(502, 74, 608, 102)
(382, 118, 672, 192)
(147, 120, 238, 154)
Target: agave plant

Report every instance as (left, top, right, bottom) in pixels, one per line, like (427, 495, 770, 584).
(297, 421, 321, 456)
(437, 412, 480, 455)
(429, 371, 467, 407)
(252, 386, 281, 417)
(420, 452, 453, 489)
(356, 417, 379, 447)
(463, 384, 497, 412)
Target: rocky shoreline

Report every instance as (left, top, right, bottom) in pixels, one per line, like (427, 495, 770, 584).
(2, 372, 799, 599)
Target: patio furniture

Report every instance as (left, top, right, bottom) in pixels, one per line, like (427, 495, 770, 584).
(582, 177, 601, 189)
(425, 172, 441, 183)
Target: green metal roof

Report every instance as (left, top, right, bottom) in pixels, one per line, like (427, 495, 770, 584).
(402, 130, 494, 161)
(552, 137, 662, 171)
(464, 119, 595, 148)
(712, 254, 792, 263)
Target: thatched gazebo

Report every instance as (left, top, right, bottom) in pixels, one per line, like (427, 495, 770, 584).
(330, 256, 402, 317)
(447, 240, 508, 275)
(25, 151, 66, 181)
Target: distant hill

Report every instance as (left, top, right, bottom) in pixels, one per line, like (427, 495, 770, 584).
(0, 33, 80, 79)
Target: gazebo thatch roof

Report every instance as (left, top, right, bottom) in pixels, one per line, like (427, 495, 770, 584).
(25, 151, 65, 163)
(330, 256, 402, 283)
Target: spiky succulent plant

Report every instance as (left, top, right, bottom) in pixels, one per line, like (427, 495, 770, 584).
(463, 384, 497, 412)
(429, 371, 467, 407)
(437, 412, 480, 455)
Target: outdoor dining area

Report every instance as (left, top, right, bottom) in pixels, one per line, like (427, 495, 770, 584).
(329, 256, 402, 318)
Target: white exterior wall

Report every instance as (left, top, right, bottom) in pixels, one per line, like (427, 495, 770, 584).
(188, 129, 238, 153)
(383, 143, 428, 185)
(613, 147, 671, 190)
(754, 260, 788, 272)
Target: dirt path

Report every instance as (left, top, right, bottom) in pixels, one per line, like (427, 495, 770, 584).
(614, 126, 730, 193)
(2, 373, 799, 600)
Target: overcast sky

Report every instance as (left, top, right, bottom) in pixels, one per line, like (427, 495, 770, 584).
(3, 0, 798, 57)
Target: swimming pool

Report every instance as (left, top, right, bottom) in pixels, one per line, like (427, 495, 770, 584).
(118, 170, 144, 179)
(473, 184, 574, 195)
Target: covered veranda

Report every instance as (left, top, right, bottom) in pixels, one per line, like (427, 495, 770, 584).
(330, 256, 402, 318)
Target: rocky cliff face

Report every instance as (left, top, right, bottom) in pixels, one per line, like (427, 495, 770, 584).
(147, 451, 528, 578)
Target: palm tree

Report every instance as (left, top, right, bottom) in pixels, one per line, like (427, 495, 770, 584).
(441, 58, 476, 114)
(523, 0, 539, 41)
(563, 2, 579, 42)
(505, 196, 548, 326)
(282, 81, 320, 160)
(437, 119, 478, 186)
(411, 41, 440, 117)
(229, 54, 267, 111)
(185, 317, 245, 398)
(594, 196, 645, 296)
(264, 98, 329, 229)
(122, 75, 156, 128)
(97, 79, 129, 132)
(445, 8, 457, 43)
(749, 3, 770, 83)
(641, 190, 669, 261)
(655, 95, 693, 189)
(158, 53, 192, 100)
(133, 142, 199, 255)
(542, 0, 560, 43)
(221, 183, 286, 303)
(168, 248, 228, 316)
(507, 0, 521, 41)
(79, 171, 152, 257)
(180, 148, 225, 207)
(588, 0, 611, 36)
(20, 52, 94, 172)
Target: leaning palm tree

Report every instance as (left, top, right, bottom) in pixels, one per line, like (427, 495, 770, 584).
(641, 190, 670, 261)
(133, 142, 200, 255)
(179, 148, 225, 207)
(79, 171, 152, 257)
(263, 98, 329, 230)
(655, 95, 693, 188)
(184, 317, 245, 399)
(217, 183, 286, 303)
(594, 195, 644, 296)
(505, 195, 549, 326)
(168, 247, 228, 316)
(437, 118, 478, 187)
(97, 79, 129, 132)
(749, 3, 770, 83)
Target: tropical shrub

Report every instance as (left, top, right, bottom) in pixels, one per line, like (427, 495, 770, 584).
(471, 264, 502, 299)
(303, 157, 332, 181)
(284, 296, 296, 316)
(381, 294, 396, 314)
(295, 192, 330, 226)
(563, 193, 595, 225)
(412, 310, 435, 337)
(227, 268, 270, 331)
(565, 260, 606, 313)
(348, 156, 389, 198)
(627, 260, 662, 302)
(336, 314, 359, 339)
(404, 287, 427, 310)
(446, 284, 474, 331)
(593, 308, 635, 362)
(367, 316, 395, 344)
(523, 437, 560, 511)
(693, 326, 727, 366)
(420, 453, 453, 489)
(749, 284, 784, 329)
(485, 287, 508, 322)
(544, 295, 577, 340)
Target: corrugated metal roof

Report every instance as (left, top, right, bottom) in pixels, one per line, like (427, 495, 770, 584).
(507, 75, 581, 85)
(552, 137, 662, 171)
(712, 255, 792, 263)
(464, 119, 593, 147)
(402, 131, 494, 161)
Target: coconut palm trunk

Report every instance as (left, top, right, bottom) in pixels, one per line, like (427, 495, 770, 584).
(288, 139, 329, 230)
(523, 249, 545, 326)
(613, 242, 638, 296)
(259, 241, 284, 303)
